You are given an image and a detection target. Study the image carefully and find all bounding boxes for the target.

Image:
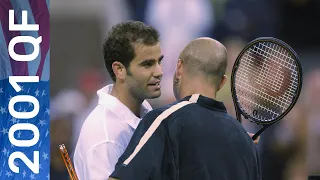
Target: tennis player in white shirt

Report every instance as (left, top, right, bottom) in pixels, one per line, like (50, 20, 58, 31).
(73, 21, 164, 180)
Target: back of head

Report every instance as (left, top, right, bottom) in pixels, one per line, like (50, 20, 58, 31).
(102, 21, 160, 82)
(179, 37, 228, 88)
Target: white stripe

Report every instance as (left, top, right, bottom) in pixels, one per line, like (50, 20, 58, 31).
(123, 94, 200, 165)
(189, 94, 200, 103)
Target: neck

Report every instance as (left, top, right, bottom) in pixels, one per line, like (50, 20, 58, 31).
(179, 78, 217, 100)
(111, 83, 143, 117)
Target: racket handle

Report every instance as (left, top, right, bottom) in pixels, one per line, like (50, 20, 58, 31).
(252, 124, 270, 140)
(252, 132, 261, 141)
(59, 144, 79, 180)
(235, 106, 242, 123)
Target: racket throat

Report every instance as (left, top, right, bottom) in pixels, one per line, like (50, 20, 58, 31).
(252, 124, 272, 140)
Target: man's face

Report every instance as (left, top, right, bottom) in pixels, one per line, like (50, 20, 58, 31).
(126, 42, 164, 100)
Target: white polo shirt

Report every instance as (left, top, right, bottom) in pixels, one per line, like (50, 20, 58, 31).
(73, 84, 152, 180)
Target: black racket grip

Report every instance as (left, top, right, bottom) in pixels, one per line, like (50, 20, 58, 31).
(252, 132, 261, 141)
(252, 124, 270, 140)
(235, 106, 242, 123)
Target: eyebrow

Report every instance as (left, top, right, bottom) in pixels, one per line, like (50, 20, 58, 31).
(159, 55, 164, 61)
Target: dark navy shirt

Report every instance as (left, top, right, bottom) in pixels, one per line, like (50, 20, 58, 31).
(110, 94, 261, 180)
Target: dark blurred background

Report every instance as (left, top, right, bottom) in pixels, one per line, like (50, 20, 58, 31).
(50, 0, 320, 179)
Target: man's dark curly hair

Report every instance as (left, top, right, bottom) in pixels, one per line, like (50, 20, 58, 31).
(102, 21, 160, 82)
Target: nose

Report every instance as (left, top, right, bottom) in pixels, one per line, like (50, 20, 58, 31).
(153, 63, 163, 78)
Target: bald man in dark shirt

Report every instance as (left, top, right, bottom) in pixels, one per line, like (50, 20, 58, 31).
(109, 37, 262, 180)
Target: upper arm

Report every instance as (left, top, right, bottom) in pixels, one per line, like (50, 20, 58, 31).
(84, 142, 124, 179)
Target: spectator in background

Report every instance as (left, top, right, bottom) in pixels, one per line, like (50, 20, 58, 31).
(51, 68, 105, 153)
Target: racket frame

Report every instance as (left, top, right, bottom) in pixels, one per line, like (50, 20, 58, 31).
(230, 37, 303, 128)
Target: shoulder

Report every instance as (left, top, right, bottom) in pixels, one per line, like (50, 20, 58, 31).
(80, 105, 111, 133)
(142, 100, 181, 120)
(139, 99, 192, 130)
(76, 105, 126, 152)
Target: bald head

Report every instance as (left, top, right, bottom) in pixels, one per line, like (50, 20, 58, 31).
(179, 37, 228, 87)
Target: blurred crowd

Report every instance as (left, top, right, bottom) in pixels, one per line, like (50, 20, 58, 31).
(50, 0, 320, 179)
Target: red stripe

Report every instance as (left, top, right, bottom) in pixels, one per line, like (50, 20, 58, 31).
(28, 0, 50, 78)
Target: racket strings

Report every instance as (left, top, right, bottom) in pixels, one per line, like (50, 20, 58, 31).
(255, 46, 283, 88)
(254, 42, 299, 102)
(259, 42, 296, 70)
(254, 43, 299, 96)
(235, 56, 288, 120)
(254, 43, 289, 90)
(235, 67, 287, 108)
(237, 53, 292, 107)
(249, 44, 295, 104)
(235, 41, 299, 122)
(246, 50, 298, 92)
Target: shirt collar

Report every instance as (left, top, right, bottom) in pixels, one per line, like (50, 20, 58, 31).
(181, 94, 227, 112)
(97, 84, 152, 129)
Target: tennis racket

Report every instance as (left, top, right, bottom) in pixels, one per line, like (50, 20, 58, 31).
(230, 37, 303, 140)
(59, 144, 79, 180)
